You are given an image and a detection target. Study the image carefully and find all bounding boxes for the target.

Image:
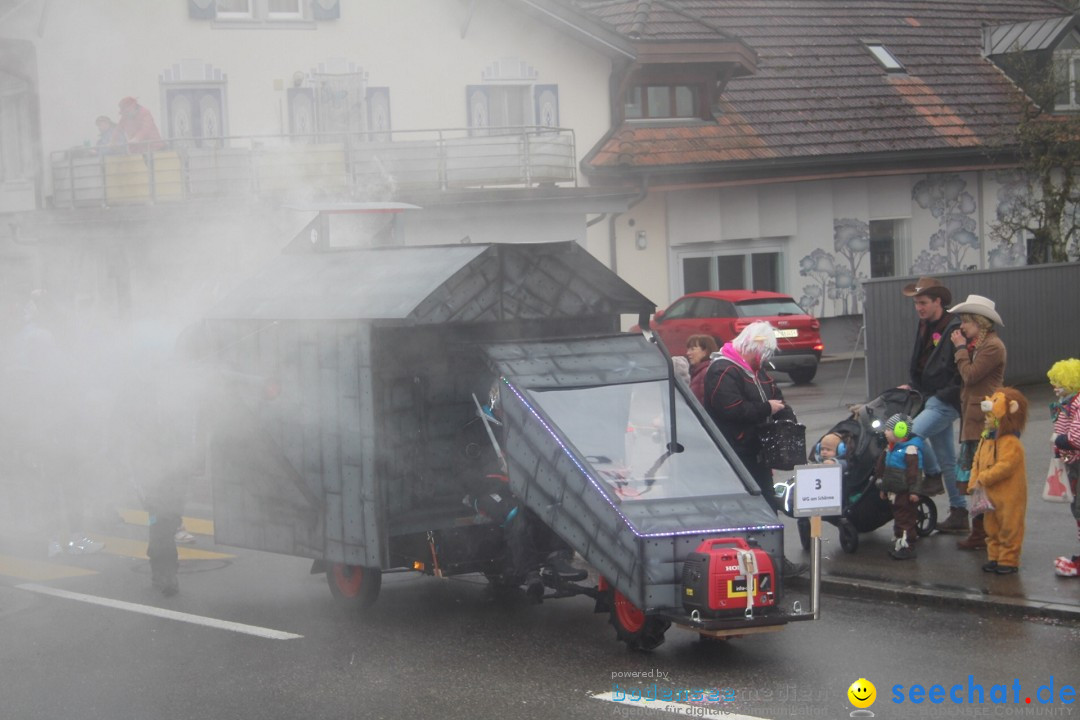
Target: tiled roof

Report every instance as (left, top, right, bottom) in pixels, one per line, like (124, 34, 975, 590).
(577, 0, 1071, 175)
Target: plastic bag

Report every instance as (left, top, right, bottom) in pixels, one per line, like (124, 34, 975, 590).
(1042, 456, 1075, 503)
(969, 485, 995, 517)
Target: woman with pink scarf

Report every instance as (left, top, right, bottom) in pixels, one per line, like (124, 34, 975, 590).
(702, 321, 796, 505)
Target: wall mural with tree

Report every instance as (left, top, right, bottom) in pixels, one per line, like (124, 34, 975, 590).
(988, 170, 1030, 268)
(911, 174, 980, 273)
(798, 218, 868, 317)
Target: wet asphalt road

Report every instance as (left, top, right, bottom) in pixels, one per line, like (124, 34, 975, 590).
(1, 553, 1077, 720)
(2, 359, 1078, 720)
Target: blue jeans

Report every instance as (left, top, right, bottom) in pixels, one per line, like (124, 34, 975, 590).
(912, 396, 962, 509)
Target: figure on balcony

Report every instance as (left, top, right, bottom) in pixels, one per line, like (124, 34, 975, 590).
(94, 115, 127, 155)
(117, 97, 165, 153)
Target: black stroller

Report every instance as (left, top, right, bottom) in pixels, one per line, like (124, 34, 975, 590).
(778, 387, 939, 553)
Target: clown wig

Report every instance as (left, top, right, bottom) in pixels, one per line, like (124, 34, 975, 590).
(1048, 359, 1080, 394)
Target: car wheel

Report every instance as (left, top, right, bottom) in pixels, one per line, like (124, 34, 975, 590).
(788, 367, 817, 385)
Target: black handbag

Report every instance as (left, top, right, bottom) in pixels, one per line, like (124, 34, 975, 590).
(759, 419, 807, 470)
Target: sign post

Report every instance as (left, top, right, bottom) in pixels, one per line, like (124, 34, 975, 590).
(790, 463, 843, 621)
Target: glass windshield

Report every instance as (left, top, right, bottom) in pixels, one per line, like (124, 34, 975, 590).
(734, 299, 806, 317)
(529, 380, 745, 502)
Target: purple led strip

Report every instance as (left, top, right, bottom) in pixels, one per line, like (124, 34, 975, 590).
(501, 378, 781, 539)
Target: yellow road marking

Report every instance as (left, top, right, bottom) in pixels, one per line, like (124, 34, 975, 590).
(0, 554, 98, 581)
(95, 535, 234, 561)
(117, 509, 214, 536)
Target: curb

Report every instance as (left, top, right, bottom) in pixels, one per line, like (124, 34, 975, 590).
(787, 574, 1080, 623)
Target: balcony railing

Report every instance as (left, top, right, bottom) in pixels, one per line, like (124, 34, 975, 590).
(49, 126, 577, 209)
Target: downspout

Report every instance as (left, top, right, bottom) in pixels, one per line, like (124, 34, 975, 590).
(607, 174, 649, 274)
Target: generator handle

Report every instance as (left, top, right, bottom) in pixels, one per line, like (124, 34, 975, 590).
(695, 537, 750, 551)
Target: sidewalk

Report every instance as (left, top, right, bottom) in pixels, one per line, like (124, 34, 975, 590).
(782, 374, 1080, 623)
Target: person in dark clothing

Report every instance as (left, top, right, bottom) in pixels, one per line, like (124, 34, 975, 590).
(703, 320, 796, 504)
(685, 334, 718, 404)
(464, 472, 545, 600)
(900, 276, 965, 533)
(463, 382, 583, 600)
(703, 322, 806, 577)
(121, 358, 208, 597)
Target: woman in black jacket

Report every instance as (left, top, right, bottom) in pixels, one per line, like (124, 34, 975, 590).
(703, 321, 796, 505)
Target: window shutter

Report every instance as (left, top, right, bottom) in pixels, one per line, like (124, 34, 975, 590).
(312, 0, 340, 21)
(533, 84, 559, 127)
(366, 87, 391, 142)
(287, 87, 316, 140)
(188, 0, 216, 19)
(466, 85, 490, 136)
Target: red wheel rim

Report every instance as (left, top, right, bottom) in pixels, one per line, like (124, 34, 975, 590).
(613, 590, 645, 633)
(332, 564, 363, 597)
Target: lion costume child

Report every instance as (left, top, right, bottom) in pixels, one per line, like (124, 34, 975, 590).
(968, 388, 1028, 574)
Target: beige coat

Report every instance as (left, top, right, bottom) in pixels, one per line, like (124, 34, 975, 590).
(953, 332, 1006, 442)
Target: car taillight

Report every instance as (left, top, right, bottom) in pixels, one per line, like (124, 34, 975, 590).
(813, 343, 824, 352)
(810, 319, 821, 331)
(733, 319, 751, 334)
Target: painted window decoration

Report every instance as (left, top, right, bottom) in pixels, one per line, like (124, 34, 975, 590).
(911, 174, 979, 273)
(467, 57, 557, 137)
(161, 60, 227, 149)
(798, 219, 869, 317)
(467, 85, 560, 136)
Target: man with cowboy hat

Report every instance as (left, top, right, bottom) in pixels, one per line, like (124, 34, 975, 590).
(901, 276, 967, 533)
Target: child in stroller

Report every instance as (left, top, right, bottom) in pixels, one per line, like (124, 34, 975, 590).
(780, 387, 939, 553)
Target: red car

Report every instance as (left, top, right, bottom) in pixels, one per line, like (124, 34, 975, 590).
(637, 290, 824, 384)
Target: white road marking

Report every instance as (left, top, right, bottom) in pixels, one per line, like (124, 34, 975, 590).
(591, 692, 769, 719)
(16, 583, 303, 640)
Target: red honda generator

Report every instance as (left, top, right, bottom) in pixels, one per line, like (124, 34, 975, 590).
(681, 537, 776, 617)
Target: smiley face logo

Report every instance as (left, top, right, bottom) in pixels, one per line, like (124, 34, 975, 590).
(848, 678, 877, 709)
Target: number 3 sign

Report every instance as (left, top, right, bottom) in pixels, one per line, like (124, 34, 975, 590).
(791, 464, 842, 517)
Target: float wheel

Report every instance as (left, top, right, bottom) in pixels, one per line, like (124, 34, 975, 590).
(327, 564, 382, 610)
(608, 589, 669, 651)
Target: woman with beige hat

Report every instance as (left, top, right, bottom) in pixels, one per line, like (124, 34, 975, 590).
(948, 294, 1007, 551)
